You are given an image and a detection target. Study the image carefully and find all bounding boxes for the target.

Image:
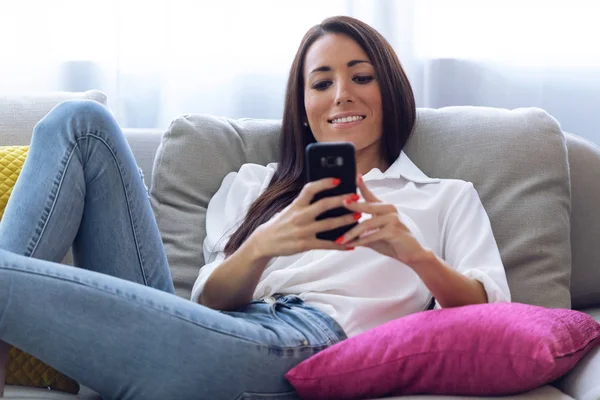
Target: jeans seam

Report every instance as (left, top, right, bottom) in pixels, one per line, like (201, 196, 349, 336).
(268, 303, 307, 346)
(27, 133, 150, 287)
(296, 307, 345, 344)
(0, 274, 14, 336)
(86, 132, 149, 286)
(28, 142, 78, 258)
(0, 262, 310, 352)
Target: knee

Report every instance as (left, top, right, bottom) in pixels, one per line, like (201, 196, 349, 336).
(33, 100, 116, 139)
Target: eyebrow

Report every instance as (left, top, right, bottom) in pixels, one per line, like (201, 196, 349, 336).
(309, 59, 371, 75)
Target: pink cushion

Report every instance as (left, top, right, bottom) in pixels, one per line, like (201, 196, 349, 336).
(285, 303, 600, 399)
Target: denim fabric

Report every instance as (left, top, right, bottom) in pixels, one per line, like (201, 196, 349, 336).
(0, 100, 347, 400)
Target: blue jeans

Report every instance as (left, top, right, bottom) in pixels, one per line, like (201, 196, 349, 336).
(0, 100, 346, 399)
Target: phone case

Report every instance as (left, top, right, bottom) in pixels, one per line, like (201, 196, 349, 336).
(306, 142, 358, 241)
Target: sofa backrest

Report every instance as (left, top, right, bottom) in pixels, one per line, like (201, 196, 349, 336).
(0, 92, 598, 310)
(149, 108, 588, 309)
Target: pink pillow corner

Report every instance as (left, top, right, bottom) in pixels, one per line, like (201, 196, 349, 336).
(286, 302, 600, 400)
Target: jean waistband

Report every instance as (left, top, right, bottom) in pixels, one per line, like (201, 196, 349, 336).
(270, 294, 347, 344)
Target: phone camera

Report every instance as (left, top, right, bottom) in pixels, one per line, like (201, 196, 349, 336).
(321, 156, 344, 168)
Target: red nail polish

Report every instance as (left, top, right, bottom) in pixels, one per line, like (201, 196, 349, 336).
(335, 236, 344, 244)
(350, 194, 360, 201)
(345, 246, 355, 250)
(353, 213, 361, 221)
(331, 178, 341, 186)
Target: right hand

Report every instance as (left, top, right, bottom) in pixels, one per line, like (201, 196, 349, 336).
(247, 177, 361, 259)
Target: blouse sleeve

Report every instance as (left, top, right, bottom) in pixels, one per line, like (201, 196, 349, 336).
(190, 163, 275, 303)
(434, 182, 511, 309)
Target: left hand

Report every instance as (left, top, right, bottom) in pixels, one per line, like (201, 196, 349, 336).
(339, 174, 428, 265)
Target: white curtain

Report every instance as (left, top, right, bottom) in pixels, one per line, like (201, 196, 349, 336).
(410, 0, 600, 143)
(1, 0, 599, 143)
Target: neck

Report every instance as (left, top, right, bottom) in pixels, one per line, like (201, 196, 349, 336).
(356, 140, 388, 176)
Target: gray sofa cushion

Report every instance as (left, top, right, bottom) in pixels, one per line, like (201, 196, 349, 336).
(150, 116, 279, 298)
(565, 133, 600, 309)
(405, 107, 571, 308)
(151, 108, 571, 309)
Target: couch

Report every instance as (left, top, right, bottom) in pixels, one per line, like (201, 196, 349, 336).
(0, 91, 599, 400)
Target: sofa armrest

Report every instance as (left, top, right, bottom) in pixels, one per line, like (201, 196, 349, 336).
(553, 307, 600, 400)
(554, 346, 600, 400)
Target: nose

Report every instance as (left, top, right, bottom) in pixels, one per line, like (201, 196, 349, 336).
(334, 80, 354, 105)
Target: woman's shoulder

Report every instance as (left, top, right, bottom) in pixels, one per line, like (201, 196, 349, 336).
(397, 152, 475, 196)
(206, 162, 278, 242)
(214, 162, 278, 204)
(426, 177, 479, 208)
(234, 162, 278, 180)
(222, 162, 278, 193)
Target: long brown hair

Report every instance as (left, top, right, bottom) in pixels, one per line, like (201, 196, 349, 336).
(223, 15, 416, 256)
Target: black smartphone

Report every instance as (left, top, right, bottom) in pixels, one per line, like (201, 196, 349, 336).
(305, 141, 358, 241)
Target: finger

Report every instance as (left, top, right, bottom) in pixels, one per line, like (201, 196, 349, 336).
(342, 200, 397, 216)
(310, 238, 353, 252)
(337, 214, 395, 244)
(303, 211, 362, 235)
(295, 177, 342, 207)
(357, 173, 379, 203)
(303, 192, 359, 221)
(346, 227, 390, 248)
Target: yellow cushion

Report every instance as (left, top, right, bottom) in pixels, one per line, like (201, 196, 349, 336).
(0, 146, 29, 219)
(0, 146, 79, 394)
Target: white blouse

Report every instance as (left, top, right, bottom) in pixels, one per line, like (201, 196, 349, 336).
(191, 151, 511, 337)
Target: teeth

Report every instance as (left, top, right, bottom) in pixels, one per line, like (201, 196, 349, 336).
(330, 115, 364, 124)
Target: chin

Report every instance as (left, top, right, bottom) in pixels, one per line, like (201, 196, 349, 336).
(320, 129, 357, 142)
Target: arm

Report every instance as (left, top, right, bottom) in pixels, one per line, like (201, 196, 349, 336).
(342, 177, 509, 307)
(192, 168, 356, 310)
(409, 249, 487, 308)
(199, 238, 270, 311)
(435, 182, 511, 307)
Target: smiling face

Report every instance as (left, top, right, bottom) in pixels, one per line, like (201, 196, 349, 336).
(303, 33, 384, 165)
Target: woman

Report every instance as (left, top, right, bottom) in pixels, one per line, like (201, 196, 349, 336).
(0, 16, 510, 399)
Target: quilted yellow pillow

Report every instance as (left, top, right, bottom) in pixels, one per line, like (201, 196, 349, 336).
(0, 146, 79, 394)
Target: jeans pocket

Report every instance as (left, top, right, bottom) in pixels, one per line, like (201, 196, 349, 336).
(237, 391, 299, 400)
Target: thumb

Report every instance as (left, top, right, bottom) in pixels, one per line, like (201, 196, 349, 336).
(357, 173, 379, 202)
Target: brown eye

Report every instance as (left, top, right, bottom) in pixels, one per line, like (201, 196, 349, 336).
(353, 76, 374, 84)
(312, 81, 332, 91)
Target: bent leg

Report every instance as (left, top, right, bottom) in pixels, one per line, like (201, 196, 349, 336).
(0, 100, 173, 293)
(0, 251, 342, 399)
